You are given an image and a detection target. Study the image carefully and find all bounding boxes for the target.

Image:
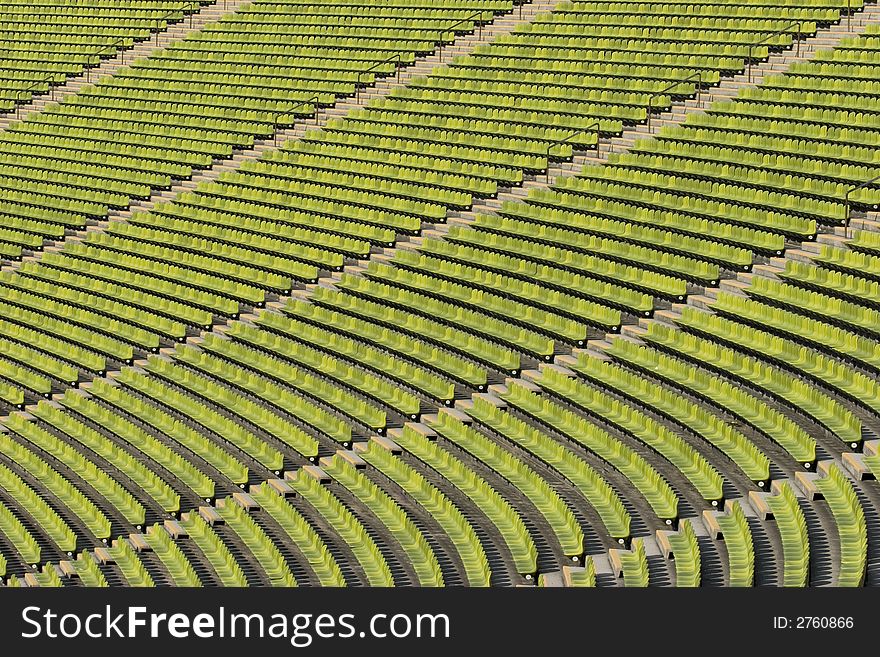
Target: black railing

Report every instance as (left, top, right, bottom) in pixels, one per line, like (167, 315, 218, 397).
(844, 174, 880, 238)
(86, 38, 127, 82)
(14, 78, 52, 118)
(747, 21, 804, 83)
(273, 95, 320, 146)
(356, 54, 403, 103)
(155, 2, 198, 45)
(544, 123, 601, 183)
(438, 12, 484, 62)
(645, 72, 702, 131)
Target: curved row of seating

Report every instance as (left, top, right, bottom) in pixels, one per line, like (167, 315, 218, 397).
(0, 0, 512, 254)
(1, 0, 879, 587)
(0, 0, 214, 111)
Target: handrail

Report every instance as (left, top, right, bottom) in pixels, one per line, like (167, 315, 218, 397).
(272, 95, 320, 146)
(356, 53, 403, 103)
(438, 12, 484, 62)
(747, 21, 804, 83)
(844, 174, 880, 238)
(13, 77, 52, 118)
(86, 38, 127, 83)
(544, 122, 601, 183)
(154, 2, 198, 46)
(645, 72, 702, 131)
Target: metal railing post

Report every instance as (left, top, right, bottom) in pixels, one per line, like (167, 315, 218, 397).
(273, 95, 320, 147)
(646, 72, 701, 131)
(356, 53, 402, 103)
(747, 21, 803, 83)
(844, 174, 880, 238)
(87, 38, 125, 84)
(14, 79, 46, 118)
(155, 4, 191, 47)
(545, 123, 601, 184)
(439, 12, 483, 63)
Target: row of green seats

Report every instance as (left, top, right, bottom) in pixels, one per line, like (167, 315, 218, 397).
(143, 524, 202, 587)
(573, 354, 770, 482)
(4, 413, 146, 525)
(366, 260, 599, 344)
(716, 501, 755, 587)
(143, 355, 308, 463)
(391, 249, 622, 332)
(283, 136, 521, 186)
(335, 272, 555, 360)
(197, 176, 424, 233)
(507, 186, 780, 257)
(747, 275, 880, 337)
(497, 194, 755, 272)
(5, 565, 63, 588)
(556, 2, 846, 20)
(782, 257, 880, 309)
(666, 521, 701, 587)
(467, 395, 630, 541)
(0, 0, 210, 108)
(257, 308, 455, 404)
(44, 393, 206, 504)
(0, 498, 40, 565)
(444, 222, 689, 299)
(227, 319, 423, 419)
(84, 377, 249, 486)
(329, 112, 594, 161)
(249, 482, 347, 587)
(106, 538, 154, 587)
(198, 330, 387, 433)
(85, 228, 291, 295)
(714, 284, 880, 377)
(239, 151, 476, 206)
(0, 461, 76, 552)
(466, 214, 721, 284)
(288, 470, 394, 587)
(501, 381, 680, 521)
(171, 342, 343, 450)
(115, 366, 283, 471)
(282, 298, 488, 389)
(179, 512, 248, 587)
(429, 413, 584, 559)
(168, 188, 396, 245)
(323, 454, 443, 586)
(0, 430, 110, 539)
(605, 335, 817, 465)
(766, 482, 810, 587)
(535, 367, 724, 501)
(310, 285, 522, 374)
(568, 165, 822, 236)
(108, 220, 319, 284)
(637, 131, 880, 208)
(215, 498, 297, 587)
(815, 464, 867, 587)
(648, 313, 862, 447)
(415, 236, 654, 314)
(673, 305, 878, 427)
(41, 250, 240, 319)
(17, 259, 208, 331)
(615, 538, 649, 587)
(359, 440, 491, 586)
(0, 270, 171, 350)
